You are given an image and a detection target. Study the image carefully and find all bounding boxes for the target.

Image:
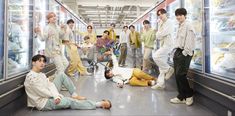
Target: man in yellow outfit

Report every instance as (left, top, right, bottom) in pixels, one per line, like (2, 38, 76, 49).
(63, 19, 91, 77)
(78, 25, 97, 44)
(129, 25, 141, 68)
(104, 52, 156, 88)
(108, 23, 117, 42)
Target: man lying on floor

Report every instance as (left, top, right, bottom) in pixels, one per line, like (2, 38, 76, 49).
(24, 54, 111, 111)
(104, 52, 157, 88)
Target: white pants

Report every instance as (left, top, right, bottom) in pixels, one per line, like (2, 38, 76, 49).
(152, 47, 171, 86)
(52, 54, 69, 74)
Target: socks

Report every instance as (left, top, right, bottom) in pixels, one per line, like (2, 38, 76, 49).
(95, 102, 102, 108)
(71, 92, 78, 97)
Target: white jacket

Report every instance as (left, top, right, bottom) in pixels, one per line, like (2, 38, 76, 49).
(24, 70, 62, 110)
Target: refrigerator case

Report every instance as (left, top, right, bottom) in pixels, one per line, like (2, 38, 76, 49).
(7, 0, 32, 76)
(185, 0, 203, 70)
(210, 0, 235, 80)
(167, 0, 180, 63)
(33, 0, 47, 55)
(0, 0, 4, 79)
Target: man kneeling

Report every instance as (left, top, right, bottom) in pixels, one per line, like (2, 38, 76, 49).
(104, 53, 156, 88)
(24, 54, 111, 111)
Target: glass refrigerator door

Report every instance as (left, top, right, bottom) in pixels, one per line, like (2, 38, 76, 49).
(33, 0, 47, 55)
(0, 0, 4, 79)
(185, 0, 203, 70)
(210, 0, 235, 80)
(7, 0, 32, 76)
(167, 0, 180, 63)
(48, 0, 60, 25)
(59, 6, 67, 25)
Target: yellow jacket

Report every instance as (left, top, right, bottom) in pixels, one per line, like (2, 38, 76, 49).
(129, 31, 141, 48)
(108, 28, 117, 42)
(77, 31, 97, 44)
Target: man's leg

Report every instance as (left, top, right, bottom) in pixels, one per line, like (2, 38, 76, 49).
(132, 47, 137, 68)
(152, 48, 171, 87)
(53, 73, 76, 95)
(42, 97, 96, 110)
(143, 47, 152, 72)
(173, 49, 193, 100)
(118, 43, 125, 65)
(129, 76, 149, 86)
(122, 44, 127, 65)
(132, 68, 156, 80)
(53, 55, 67, 74)
(66, 44, 79, 77)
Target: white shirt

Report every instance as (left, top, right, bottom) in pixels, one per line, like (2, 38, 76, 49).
(119, 31, 129, 44)
(156, 19, 174, 48)
(110, 54, 134, 84)
(24, 70, 62, 110)
(175, 21, 196, 56)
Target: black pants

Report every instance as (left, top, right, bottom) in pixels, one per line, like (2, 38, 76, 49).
(173, 48, 193, 100)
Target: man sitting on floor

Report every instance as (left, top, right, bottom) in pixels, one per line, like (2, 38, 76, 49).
(104, 52, 157, 88)
(24, 54, 111, 111)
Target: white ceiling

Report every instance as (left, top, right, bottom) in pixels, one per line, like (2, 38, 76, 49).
(62, 0, 159, 28)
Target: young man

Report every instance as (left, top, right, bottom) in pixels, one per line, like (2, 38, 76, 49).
(141, 20, 156, 73)
(118, 26, 129, 67)
(80, 36, 94, 59)
(78, 25, 97, 44)
(104, 53, 156, 88)
(108, 23, 117, 42)
(96, 30, 114, 62)
(170, 8, 196, 106)
(34, 12, 68, 74)
(63, 19, 91, 77)
(151, 9, 174, 89)
(129, 25, 141, 68)
(24, 54, 111, 111)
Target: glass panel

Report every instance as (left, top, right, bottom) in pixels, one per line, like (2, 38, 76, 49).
(34, 0, 47, 55)
(48, 0, 60, 25)
(0, 0, 4, 79)
(185, 0, 203, 70)
(59, 6, 67, 24)
(8, 0, 32, 76)
(210, 0, 235, 80)
(167, 0, 180, 63)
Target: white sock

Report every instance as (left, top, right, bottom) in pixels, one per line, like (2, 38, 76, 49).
(71, 92, 78, 97)
(151, 80, 155, 86)
(95, 102, 102, 108)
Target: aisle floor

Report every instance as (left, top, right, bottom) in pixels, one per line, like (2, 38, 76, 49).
(14, 62, 216, 116)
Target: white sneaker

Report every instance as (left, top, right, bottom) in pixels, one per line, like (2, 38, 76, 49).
(186, 97, 193, 106)
(151, 84, 165, 90)
(165, 67, 174, 80)
(170, 97, 186, 104)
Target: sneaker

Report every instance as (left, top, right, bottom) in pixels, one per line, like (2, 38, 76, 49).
(186, 97, 193, 106)
(165, 67, 174, 80)
(170, 97, 186, 104)
(151, 84, 165, 90)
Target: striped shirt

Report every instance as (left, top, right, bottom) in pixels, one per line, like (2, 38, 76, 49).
(175, 21, 196, 56)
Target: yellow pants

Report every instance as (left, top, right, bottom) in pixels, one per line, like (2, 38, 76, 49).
(129, 68, 156, 86)
(66, 44, 87, 76)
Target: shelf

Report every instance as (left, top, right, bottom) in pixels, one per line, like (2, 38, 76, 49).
(213, 47, 235, 53)
(211, 31, 235, 35)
